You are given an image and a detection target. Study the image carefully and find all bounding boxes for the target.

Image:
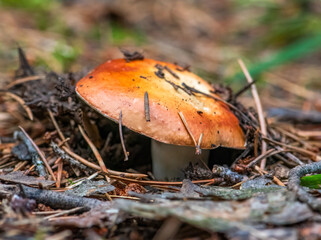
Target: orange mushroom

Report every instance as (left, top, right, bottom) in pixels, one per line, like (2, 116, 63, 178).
(76, 58, 245, 179)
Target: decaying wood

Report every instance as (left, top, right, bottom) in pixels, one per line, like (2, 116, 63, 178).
(14, 130, 47, 177)
(288, 161, 321, 212)
(20, 185, 110, 210)
(18, 127, 56, 181)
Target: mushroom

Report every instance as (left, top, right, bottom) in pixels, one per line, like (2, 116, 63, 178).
(76, 58, 245, 179)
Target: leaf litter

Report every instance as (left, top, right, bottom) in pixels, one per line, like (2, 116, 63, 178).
(0, 48, 320, 239)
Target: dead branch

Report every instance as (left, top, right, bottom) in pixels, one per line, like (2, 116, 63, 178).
(20, 185, 110, 210)
(14, 130, 47, 177)
(288, 161, 321, 212)
(238, 59, 267, 169)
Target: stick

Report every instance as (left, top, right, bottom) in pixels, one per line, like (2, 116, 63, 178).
(52, 141, 147, 178)
(246, 149, 282, 168)
(56, 157, 63, 188)
(288, 161, 321, 211)
(263, 137, 321, 161)
(2, 91, 33, 120)
(254, 166, 285, 186)
(20, 185, 109, 210)
(234, 80, 257, 99)
(238, 59, 267, 169)
(196, 133, 203, 155)
(5, 75, 45, 89)
(178, 111, 200, 155)
(48, 109, 70, 148)
(44, 207, 85, 220)
(18, 127, 56, 181)
(65, 172, 100, 190)
(103, 174, 216, 186)
(51, 141, 95, 173)
(144, 91, 150, 122)
(119, 111, 129, 161)
(78, 125, 110, 182)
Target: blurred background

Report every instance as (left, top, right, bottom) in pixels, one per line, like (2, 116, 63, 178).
(0, 0, 320, 110)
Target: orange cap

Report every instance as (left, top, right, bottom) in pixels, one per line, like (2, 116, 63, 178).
(76, 58, 245, 149)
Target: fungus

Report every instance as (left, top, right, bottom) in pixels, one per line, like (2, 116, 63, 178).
(76, 58, 245, 179)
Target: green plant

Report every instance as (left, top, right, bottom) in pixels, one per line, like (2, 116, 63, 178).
(301, 174, 321, 189)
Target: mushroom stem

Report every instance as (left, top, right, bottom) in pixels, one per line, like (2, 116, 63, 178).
(151, 140, 210, 180)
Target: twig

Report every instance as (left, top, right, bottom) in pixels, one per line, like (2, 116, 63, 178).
(52, 141, 147, 179)
(292, 129, 321, 138)
(103, 174, 216, 186)
(0, 160, 18, 169)
(57, 138, 70, 147)
(14, 131, 46, 177)
(254, 166, 285, 186)
(234, 80, 257, 99)
(48, 109, 70, 148)
(32, 210, 63, 215)
(288, 161, 321, 211)
(253, 129, 259, 157)
(25, 164, 36, 175)
(1, 91, 33, 120)
(164, 65, 180, 79)
(196, 133, 203, 155)
(274, 146, 304, 166)
(78, 126, 108, 171)
(231, 143, 253, 169)
(108, 195, 140, 200)
(78, 125, 110, 182)
(119, 111, 129, 161)
(263, 137, 321, 161)
(66, 171, 100, 190)
(5, 75, 45, 89)
(19, 127, 56, 181)
(14, 160, 28, 171)
(53, 142, 98, 172)
(273, 125, 312, 149)
(51, 142, 95, 174)
(238, 59, 267, 169)
(144, 91, 150, 122)
(178, 111, 200, 155)
(20, 185, 109, 210)
(56, 157, 63, 188)
(44, 207, 84, 220)
(246, 149, 283, 168)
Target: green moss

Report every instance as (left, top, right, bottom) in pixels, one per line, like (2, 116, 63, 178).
(301, 174, 321, 189)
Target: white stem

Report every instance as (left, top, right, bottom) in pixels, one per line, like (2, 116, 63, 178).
(151, 140, 210, 180)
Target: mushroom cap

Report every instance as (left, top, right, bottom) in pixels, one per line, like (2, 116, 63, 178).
(76, 58, 245, 149)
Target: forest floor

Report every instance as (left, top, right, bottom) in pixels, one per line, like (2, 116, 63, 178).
(0, 1, 321, 239)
